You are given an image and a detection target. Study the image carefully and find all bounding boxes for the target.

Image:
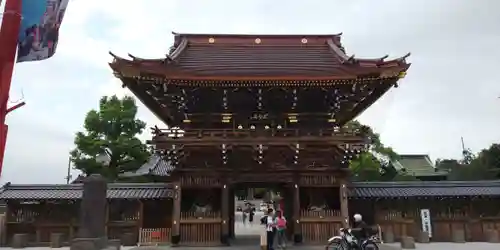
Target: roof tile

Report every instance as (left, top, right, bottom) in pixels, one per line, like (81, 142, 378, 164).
(175, 44, 348, 77)
(122, 154, 173, 177)
(398, 154, 447, 177)
(0, 183, 174, 200)
(350, 180, 500, 198)
(3, 180, 500, 201)
(110, 34, 410, 80)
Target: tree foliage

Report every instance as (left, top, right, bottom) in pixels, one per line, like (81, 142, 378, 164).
(441, 144, 500, 181)
(70, 95, 150, 180)
(347, 121, 418, 182)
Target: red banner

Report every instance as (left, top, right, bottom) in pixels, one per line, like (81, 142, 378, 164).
(0, 124, 8, 176)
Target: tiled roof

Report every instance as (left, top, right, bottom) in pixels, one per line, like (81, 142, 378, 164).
(0, 183, 174, 200)
(4, 180, 499, 200)
(176, 43, 345, 77)
(398, 154, 448, 177)
(121, 154, 173, 177)
(350, 180, 500, 198)
(172, 34, 410, 77)
(110, 34, 410, 79)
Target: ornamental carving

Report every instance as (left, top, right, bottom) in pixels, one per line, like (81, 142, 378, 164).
(230, 173, 293, 184)
(180, 176, 221, 187)
(299, 175, 338, 186)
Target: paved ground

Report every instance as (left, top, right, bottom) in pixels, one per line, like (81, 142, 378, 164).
(1, 243, 499, 250)
(2, 215, 499, 249)
(387, 242, 500, 250)
(234, 211, 265, 236)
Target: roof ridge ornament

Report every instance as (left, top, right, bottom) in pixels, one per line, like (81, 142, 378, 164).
(396, 52, 411, 63)
(326, 38, 351, 64)
(169, 37, 189, 60)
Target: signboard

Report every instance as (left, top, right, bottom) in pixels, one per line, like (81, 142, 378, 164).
(17, 0, 69, 62)
(420, 209, 432, 238)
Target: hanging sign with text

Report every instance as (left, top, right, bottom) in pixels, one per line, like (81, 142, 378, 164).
(420, 209, 432, 238)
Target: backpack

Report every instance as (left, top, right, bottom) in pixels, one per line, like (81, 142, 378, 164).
(276, 217, 286, 228)
(260, 215, 268, 225)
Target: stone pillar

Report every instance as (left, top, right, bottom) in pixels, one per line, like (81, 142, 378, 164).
(339, 179, 349, 228)
(247, 188, 254, 200)
(71, 174, 108, 250)
(171, 182, 181, 245)
(292, 183, 302, 244)
(221, 183, 230, 245)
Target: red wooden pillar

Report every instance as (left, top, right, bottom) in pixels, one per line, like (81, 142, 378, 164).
(0, 0, 22, 176)
(0, 124, 7, 171)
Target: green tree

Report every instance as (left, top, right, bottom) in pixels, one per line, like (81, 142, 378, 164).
(447, 144, 500, 181)
(475, 144, 500, 176)
(460, 148, 475, 165)
(70, 95, 150, 180)
(346, 121, 418, 182)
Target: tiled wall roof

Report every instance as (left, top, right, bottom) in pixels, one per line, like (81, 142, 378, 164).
(0, 183, 174, 200)
(350, 180, 500, 198)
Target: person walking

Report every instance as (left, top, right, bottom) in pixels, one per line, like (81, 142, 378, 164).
(275, 210, 287, 249)
(242, 206, 248, 226)
(249, 206, 255, 225)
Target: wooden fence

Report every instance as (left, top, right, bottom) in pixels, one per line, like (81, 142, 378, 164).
(138, 228, 171, 246)
(300, 209, 342, 244)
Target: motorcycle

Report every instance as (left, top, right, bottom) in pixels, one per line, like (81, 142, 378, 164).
(326, 228, 379, 250)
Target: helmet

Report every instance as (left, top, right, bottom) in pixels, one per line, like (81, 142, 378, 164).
(353, 214, 362, 222)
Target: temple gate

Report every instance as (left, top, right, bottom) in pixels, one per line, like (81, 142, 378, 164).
(109, 32, 410, 246)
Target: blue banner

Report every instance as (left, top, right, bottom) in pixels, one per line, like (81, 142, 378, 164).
(17, 0, 69, 63)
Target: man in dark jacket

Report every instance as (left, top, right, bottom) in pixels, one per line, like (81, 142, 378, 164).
(352, 213, 370, 241)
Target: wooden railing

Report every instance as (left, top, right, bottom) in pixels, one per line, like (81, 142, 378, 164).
(300, 209, 341, 220)
(153, 128, 364, 140)
(300, 209, 342, 244)
(138, 228, 171, 246)
(180, 211, 221, 222)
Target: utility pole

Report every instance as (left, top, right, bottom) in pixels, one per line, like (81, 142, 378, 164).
(65, 156, 72, 184)
(461, 137, 466, 157)
(461, 137, 474, 164)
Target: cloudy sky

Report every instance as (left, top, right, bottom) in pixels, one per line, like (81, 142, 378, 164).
(2, 0, 500, 184)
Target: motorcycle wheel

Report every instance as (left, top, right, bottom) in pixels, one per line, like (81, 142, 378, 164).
(362, 242, 379, 250)
(326, 239, 346, 250)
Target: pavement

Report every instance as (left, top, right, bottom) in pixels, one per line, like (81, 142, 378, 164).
(234, 211, 265, 236)
(1, 243, 499, 250)
(2, 215, 499, 249)
(385, 242, 500, 250)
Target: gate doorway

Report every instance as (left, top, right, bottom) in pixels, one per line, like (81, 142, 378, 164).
(229, 182, 294, 246)
(171, 173, 349, 246)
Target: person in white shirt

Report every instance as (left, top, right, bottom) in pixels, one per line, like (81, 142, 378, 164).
(264, 208, 276, 250)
